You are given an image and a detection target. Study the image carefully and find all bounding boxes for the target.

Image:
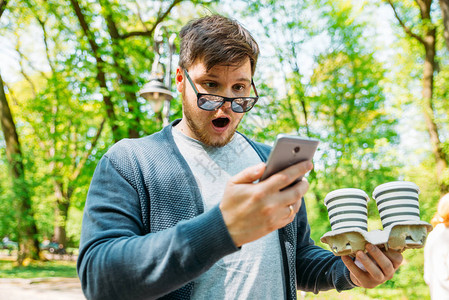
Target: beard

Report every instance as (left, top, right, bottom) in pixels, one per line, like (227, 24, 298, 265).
(182, 91, 241, 147)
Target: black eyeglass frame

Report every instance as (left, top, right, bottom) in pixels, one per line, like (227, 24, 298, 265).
(183, 69, 259, 113)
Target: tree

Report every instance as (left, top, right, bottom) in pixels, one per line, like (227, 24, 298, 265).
(387, 0, 449, 194)
(68, 0, 122, 142)
(0, 0, 6, 16)
(231, 0, 400, 239)
(1, 0, 218, 248)
(236, 0, 316, 139)
(441, 0, 449, 50)
(0, 72, 40, 263)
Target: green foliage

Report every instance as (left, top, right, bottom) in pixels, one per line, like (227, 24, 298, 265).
(0, 156, 17, 241)
(232, 1, 443, 297)
(238, 0, 401, 213)
(0, 0, 448, 296)
(0, 0, 216, 246)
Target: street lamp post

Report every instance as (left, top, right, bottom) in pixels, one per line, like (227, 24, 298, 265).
(139, 24, 176, 127)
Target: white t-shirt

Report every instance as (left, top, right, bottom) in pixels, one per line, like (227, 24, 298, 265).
(173, 127, 285, 300)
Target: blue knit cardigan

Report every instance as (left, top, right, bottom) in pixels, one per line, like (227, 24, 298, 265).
(77, 120, 354, 300)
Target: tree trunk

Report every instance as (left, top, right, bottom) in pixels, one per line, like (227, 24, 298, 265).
(98, 0, 184, 137)
(418, 2, 449, 193)
(389, 0, 449, 194)
(69, 0, 121, 142)
(421, 27, 448, 192)
(0, 0, 7, 18)
(440, 0, 449, 51)
(51, 116, 103, 247)
(0, 73, 40, 263)
(53, 180, 71, 246)
(101, 6, 141, 138)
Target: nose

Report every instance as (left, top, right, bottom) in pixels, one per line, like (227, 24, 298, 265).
(214, 97, 234, 113)
(220, 100, 232, 110)
(214, 88, 231, 111)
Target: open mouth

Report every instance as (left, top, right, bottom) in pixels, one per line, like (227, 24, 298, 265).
(212, 117, 230, 128)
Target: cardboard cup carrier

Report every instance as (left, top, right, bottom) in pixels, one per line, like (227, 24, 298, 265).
(321, 181, 432, 256)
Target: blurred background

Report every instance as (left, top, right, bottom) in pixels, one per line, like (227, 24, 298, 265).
(1, 0, 448, 298)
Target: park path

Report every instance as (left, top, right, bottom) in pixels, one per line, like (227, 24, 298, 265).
(0, 277, 85, 300)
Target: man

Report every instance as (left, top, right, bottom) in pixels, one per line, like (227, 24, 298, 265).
(77, 15, 402, 300)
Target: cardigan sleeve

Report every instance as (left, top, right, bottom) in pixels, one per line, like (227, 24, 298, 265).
(294, 198, 356, 293)
(77, 154, 239, 300)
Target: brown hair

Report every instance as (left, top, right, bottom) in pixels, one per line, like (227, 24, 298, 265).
(178, 15, 259, 75)
(431, 193, 449, 227)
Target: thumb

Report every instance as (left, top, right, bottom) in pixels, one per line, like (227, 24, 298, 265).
(231, 162, 266, 184)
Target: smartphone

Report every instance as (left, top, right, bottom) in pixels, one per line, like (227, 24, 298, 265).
(260, 134, 319, 183)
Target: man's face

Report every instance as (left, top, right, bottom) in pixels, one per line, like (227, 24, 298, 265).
(176, 58, 253, 147)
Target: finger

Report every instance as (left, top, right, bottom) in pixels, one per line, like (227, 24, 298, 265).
(279, 178, 309, 206)
(290, 192, 304, 213)
(288, 198, 303, 220)
(231, 162, 266, 184)
(382, 249, 403, 270)
(284, 204, 295, 220)
(341, 255, 365, 286)
(262, 161, 313, 191)
(365, 244, 395, 278)
(286, 178, 309, 204)
(268, 179, 309, 212)
(355, 248, 385, 282)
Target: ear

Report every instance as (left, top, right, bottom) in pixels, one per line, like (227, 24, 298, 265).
(175, 67, 184, 93)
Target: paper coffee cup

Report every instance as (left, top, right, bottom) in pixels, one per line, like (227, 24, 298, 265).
(372, 181, 420, 229)
(324, 188, 369, 232)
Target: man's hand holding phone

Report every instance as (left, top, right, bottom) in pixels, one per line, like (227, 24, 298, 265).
(219, 135, 319, 247)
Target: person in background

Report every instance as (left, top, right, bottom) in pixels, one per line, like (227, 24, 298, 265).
(42, 236, 50, 247)
(424, 193, 449, 299)
(77, 14, 403, 300)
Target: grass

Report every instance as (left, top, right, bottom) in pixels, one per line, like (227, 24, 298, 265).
(0, 259, 77, 278)
(298, 285, 430, 299)
(0, 255, 431, 300)
(299, 290, 373, 299)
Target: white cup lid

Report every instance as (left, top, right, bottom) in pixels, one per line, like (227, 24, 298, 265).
(324, 188, 369, 206)
(372, 181, 419, 199)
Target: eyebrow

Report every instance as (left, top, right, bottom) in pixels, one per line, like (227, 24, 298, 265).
(201, 73, 252, 84)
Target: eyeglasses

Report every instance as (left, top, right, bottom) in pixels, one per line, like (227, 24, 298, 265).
(184, 69, 259, 113)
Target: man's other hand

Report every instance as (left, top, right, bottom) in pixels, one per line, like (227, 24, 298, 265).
(341, 243, 403, 288)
